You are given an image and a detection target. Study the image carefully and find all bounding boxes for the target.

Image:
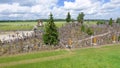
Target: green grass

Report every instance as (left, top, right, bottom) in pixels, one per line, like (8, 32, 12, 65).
(0, 25, 33, 31)
(0, 50, 68, 64)
(0, 22, 35, 31)
(1, 44, 120, 68)
(84, 21, 97, 25)
(0, 21, 66, 31)
(0, 21, 98, 31)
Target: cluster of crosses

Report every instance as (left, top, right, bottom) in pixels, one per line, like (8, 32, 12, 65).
(1, 20, 120, 55)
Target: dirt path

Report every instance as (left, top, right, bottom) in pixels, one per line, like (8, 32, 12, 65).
(0, 51, 74, 68)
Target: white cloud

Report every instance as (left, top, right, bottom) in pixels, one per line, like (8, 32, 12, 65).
(0, 0, 120, 20)
(62, 0, 102, 19)
(9, 14, 21, 17)
(0, 3, 30, 13)
(64, 0, 92, 10)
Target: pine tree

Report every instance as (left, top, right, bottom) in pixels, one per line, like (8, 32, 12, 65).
(43, 13, 59, 45)
(66, 12, 71, 23)
(77, 12, 84, 24)
(109, 18, 113, 26)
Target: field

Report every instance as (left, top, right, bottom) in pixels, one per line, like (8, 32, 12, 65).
(0, 21, 66, 31)
(0, 21, 97, 31)
(0, 44, 120, 68)
(84, 21, 97, 25)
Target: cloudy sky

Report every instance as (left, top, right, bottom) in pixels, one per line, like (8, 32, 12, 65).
(0, 0, 120, 20)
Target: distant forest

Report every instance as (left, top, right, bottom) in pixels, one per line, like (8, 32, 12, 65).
(0, 19, 109, 22)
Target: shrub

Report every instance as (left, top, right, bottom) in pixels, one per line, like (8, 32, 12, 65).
(81, 25, 85, 32)
(118, 36, 120, 41)
(97, 21, 105, 25)
(86, 28, 94, 35)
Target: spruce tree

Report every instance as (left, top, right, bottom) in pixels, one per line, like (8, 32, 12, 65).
(109, 18, 113, 26)
(77, 12, 84, 24)
(43, 13, 59, 45)
(66, 12, 71, 23)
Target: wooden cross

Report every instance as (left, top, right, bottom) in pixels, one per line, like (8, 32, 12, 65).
(112, 35, 116, 43)
(68, 38, 72, 45)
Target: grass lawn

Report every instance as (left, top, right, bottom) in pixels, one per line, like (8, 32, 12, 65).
(0, 44, 120, 68)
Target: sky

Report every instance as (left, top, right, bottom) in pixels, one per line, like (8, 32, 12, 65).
(0, 0, 120, 20)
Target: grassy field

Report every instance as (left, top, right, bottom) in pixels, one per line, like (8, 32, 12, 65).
(0, 21, 98, 31)
(0, 21, 66, 31)
(84, 21, 97, 25)
(0, 44, 120, 68)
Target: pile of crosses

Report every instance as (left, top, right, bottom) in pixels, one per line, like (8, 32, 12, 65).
(1, 21, 120, 55)
(0, 20, 59, 55)
(59, 22, 120, 48)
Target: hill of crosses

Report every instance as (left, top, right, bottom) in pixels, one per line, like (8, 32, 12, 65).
(0, 14, 120, 56)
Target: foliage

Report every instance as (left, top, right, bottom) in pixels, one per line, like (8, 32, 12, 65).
(0, 40, 2, 45)
(97, 21, 105, 25)
(77, 12, 85, 24)
(66, 12, 71, 23)
(109, 18, 113, 26)
(116, 18, 120, 24)
(81, 25, 86, 32)
(86, 28, 94, 35)
(118, 36, 120, 41)
(43, 13, 59, 45)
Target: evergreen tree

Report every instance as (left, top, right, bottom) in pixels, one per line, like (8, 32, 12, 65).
(77, 12, 84, 24)
(43, 13, 59, 45)
(109, 18, 113, 26)
(66, 12, 71, 23)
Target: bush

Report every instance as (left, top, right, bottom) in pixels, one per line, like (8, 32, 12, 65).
(81, 25, 85, 32)
(86, 28, 94, 35)
(118, 36, 120, 41)
(97, 21, 105, 25)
